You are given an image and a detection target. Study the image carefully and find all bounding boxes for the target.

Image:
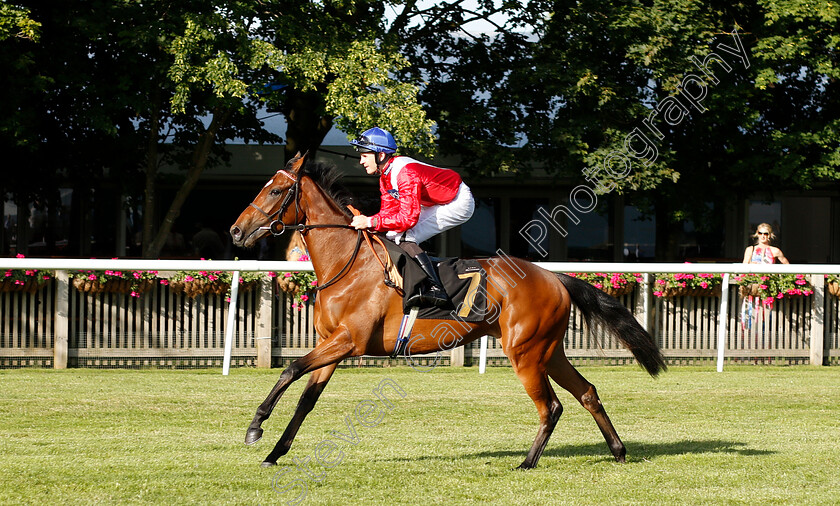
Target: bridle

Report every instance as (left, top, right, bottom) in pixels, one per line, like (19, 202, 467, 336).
(246, 169, 364, 292)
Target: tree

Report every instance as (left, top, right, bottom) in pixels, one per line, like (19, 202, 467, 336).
(0, 1, 440, 258)
(407, 0, 839, 258)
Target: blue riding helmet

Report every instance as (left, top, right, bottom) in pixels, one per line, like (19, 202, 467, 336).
(350, 127, 397, 154)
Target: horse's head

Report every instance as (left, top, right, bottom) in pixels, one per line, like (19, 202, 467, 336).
(230, 153, 307, 248)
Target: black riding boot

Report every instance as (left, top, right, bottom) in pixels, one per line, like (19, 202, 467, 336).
(406, 252, 449, 308)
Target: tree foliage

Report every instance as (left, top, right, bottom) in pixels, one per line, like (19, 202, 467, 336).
(1, 0, 837, 260)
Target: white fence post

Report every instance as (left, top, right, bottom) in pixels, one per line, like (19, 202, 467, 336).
(222, 270, 241, 376)
(717, 273, 731, 372)
(635, 273, 653, 332)
(810, 274, 825, 366)
(478, 335, 488, 374)
(54, 270, 69, 369)
(256, 277, 273, 368)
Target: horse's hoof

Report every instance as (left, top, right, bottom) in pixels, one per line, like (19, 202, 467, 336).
(245, 428, 263, 445)
(260, 460, 277, 468)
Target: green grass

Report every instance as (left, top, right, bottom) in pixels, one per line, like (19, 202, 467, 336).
(1, 365, 839, 505)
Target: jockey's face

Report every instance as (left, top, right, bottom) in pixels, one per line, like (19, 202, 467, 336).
(359, 152, 380, 175)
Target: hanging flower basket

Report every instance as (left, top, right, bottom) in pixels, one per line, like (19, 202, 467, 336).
(0, 278, 45, 294)
(168, 279, 230, 298)
(2, 255, 52, 293)
(828, 282, 840, 298)
(661, 285, 722, 298)
(563, 272, 642, 299)
(72, 277, 155, 295)
(739, 283, 762, 298)
(653, 272, 723, 298)
(734, 273, 813, 302)
(166, 265, 262, 299)
(599, 283, 636, 297)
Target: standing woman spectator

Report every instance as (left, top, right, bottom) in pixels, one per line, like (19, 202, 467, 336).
(740, 223, 789, 339)
(742, 223, 789, 265)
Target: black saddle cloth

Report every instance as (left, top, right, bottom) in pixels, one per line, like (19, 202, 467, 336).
(379, 236, 487, 322)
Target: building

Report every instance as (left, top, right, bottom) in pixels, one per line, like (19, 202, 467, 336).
(3, 143, 839, 263)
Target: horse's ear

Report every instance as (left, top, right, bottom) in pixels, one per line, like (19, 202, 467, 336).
(286, 151, 309, 174)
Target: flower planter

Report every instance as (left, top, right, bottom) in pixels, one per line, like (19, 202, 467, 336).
(169, 279, 257, 299)
(72, 278, 155, 295)
(599, 283, 635, 297)
(828, 282, 840, 298)
(661, 285, 722, 298)
(276, 277, 308, 295)
(0, 279, 44, 294)
(739, 283, 762, 298)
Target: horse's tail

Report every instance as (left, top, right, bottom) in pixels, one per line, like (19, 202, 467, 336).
(556, 273, 666, 377)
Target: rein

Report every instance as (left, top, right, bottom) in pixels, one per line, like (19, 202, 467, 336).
(248, 169, 397, 292)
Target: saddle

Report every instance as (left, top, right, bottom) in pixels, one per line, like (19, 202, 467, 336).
(377, 236, 487, 322)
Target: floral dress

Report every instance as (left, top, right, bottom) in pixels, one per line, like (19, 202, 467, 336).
(741, 246, 775, 331)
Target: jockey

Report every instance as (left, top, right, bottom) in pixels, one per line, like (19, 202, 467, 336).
(349, 127, 475, 308)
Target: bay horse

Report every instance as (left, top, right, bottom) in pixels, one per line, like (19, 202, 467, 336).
(230, 154, 666, 469)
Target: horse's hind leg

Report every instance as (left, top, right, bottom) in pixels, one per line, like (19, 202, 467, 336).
(509, 361, 563, 470)
(245, 327, 354, 447)
(260, 363, 338, 467)
(546, 353, 626, 462)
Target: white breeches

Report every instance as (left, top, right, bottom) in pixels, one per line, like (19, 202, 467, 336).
(387, 182, 475, 245)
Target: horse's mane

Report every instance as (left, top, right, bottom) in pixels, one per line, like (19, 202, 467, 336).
(300, 159, 354, 218)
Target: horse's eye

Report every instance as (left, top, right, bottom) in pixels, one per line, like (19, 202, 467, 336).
(269, 188, 281, 197)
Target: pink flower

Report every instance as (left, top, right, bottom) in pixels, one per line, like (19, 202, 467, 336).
(759, 284, 768, 290)
(299, 255, 310, 261)
(700, 282, 708, 288)
(159, 280, 169, 286)
(776, 293, 784, 299)
(653, 291, 664, 297)
(15, 254, 24, 258)
(656, 279, 666, 285)
(133, 272, 142, 279)
(300, 295, 309, 302)
(310, 280, 318, 286)
(130, 291, 139, 298)
(88, 274, 97, 280)
(594, 283, 602, 289)
(5, 271, 11, 277)
(208, 275, 217, 281)
(184, 275, 194, 282)
(15, 280, 23, 285)
(284, 272, 292, 278)
(268, 272, 277, 278)
(42, 275, 50, 280)
(794, 280, 806, 285)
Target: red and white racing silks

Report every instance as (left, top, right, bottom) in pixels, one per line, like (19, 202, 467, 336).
(370, 156, 464, 233)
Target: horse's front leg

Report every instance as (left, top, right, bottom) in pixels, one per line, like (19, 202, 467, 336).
(245, 326, 354, 447)
(260, 362, 338, 467)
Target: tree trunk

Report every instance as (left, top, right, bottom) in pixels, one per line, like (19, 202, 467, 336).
(143, 106, 234, 258)
(283, 89, 334, 163)
(141, 103, 160, 257)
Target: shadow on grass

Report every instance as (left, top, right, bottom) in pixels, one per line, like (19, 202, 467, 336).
(383, 440, 772, 463)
